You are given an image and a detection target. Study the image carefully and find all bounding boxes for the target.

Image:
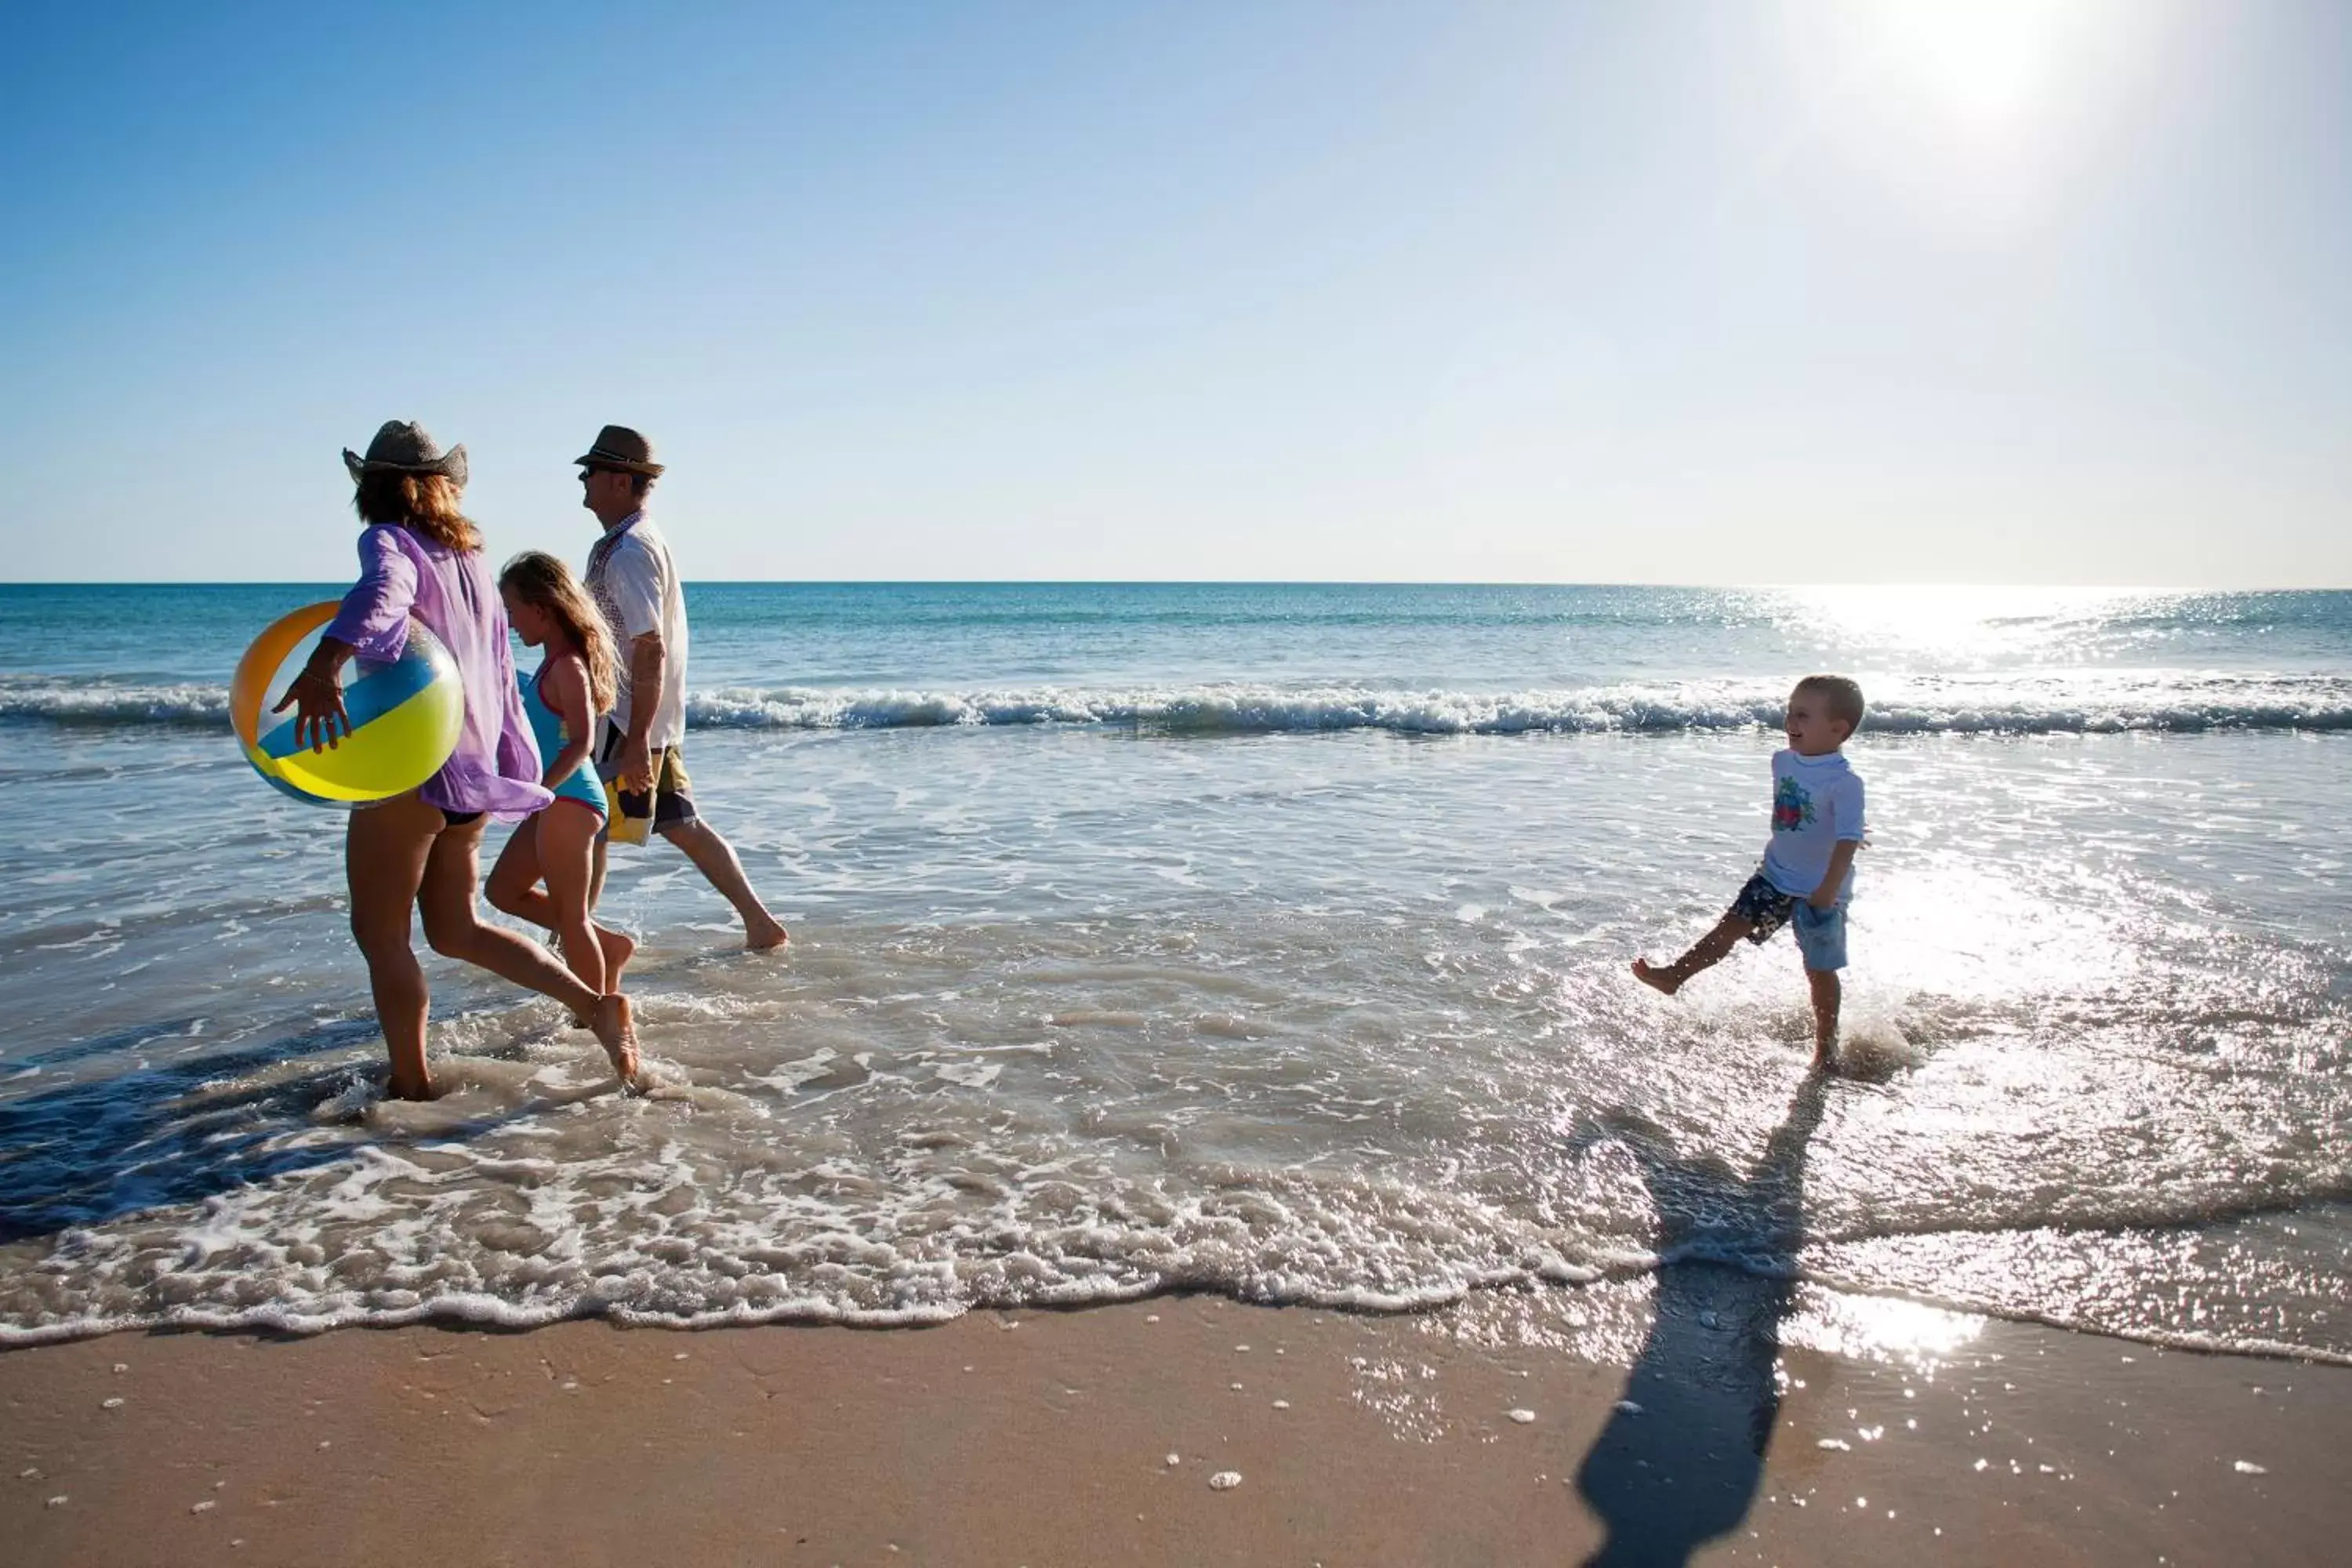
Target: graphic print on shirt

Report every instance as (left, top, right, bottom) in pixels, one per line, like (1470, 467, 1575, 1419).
(585, 529, 630, 649)
(1773, 774, 1816, 833)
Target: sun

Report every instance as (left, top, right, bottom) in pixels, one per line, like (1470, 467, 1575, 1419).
(1867, 0, 2109, 134)
(1788, 0, 2136, 151)
(1771, 0, 2172, 219)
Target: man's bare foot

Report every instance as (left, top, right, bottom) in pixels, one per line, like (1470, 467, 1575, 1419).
(746, 916, 789, 952)
(590, 992, 641, 1088)
(1632, 958, 1683, 996)
(598, 925, 637, 985)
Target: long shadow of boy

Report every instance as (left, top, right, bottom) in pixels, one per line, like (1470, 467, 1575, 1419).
(1574, 1067, 1830, 1566)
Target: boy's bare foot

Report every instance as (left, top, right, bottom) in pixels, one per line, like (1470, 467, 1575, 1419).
(598, 926, 637, 984)
(589, 992, 641, 1088)
(746, 916, 789, 952)
(1632, 958, 1682, 996)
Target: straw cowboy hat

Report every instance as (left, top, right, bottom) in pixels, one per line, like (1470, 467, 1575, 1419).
(342, 420, 468, 486)
(573, 424, 666, 477)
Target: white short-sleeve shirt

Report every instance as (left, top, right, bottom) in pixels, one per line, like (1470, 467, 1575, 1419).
(585, 512, 690, 750)
(1760, 748, 1866, 901)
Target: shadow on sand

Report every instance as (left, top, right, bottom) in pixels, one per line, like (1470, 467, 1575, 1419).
(1575, 1067, 1831, 1566)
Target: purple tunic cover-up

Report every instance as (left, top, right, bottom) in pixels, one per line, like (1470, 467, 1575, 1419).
(322, 524, 551, 818)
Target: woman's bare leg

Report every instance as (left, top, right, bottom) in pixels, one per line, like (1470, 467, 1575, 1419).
(345, 793, 445, 1099)
(485, 813, 550, 925)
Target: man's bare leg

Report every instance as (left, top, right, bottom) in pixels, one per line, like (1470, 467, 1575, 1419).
(659, 817, 789, 949)
(1632, 914, 1753, 996)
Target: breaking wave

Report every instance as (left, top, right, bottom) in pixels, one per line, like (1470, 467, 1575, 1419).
(9, 671, 2352, 737)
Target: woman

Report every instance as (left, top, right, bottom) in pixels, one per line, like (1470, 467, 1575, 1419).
(275, 421, 638, 1098)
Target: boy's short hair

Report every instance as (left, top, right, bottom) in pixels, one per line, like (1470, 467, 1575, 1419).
(1795, 673, 1866, 734)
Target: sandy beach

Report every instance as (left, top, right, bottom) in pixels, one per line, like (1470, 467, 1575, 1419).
(5, 1284, 2346, 1567)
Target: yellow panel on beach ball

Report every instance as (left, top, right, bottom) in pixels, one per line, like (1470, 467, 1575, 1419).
(229, 602, 466, 808)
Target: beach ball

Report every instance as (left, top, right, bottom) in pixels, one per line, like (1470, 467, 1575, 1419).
(229, 601, 464, 807)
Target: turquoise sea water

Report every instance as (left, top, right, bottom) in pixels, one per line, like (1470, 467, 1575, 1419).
(1, 582, 2347, 1363)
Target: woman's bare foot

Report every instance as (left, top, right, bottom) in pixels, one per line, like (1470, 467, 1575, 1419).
(598, 925, 637, 984)
(1632, 958, 1683, 996)
(387, 1069, 438, 1102)
(561, 932, 636, 1029)
(590, 992, 641, 1087)
(746, 916, 789, 952)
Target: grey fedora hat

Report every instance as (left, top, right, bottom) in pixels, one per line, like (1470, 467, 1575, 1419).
(343, 420, 469, 487)
(573, 423, 665, 477)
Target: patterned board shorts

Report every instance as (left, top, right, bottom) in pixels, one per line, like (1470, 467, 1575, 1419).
(1727, 870, 1848, 972)
(595, 730, 698, 829)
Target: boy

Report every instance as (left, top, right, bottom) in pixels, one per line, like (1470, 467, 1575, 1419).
(1633, 675, 1867, 1065)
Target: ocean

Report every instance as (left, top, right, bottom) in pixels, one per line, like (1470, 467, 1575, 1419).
(2, 582, 2347, 1365)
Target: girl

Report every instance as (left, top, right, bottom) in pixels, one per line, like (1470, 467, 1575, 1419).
(274, 422, 637, 1098)
(487, 552, 637, 996)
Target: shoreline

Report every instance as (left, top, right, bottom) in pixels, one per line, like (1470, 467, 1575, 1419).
(6, 1285, 2347, 1566)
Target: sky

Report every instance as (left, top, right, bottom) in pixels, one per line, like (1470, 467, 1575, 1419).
(2, 1, 2347, 586)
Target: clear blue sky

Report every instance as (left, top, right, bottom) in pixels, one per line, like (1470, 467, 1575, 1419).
(4, 1, 2346, 585)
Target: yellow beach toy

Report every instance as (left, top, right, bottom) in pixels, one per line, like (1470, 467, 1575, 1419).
(229, 601, 464, 806)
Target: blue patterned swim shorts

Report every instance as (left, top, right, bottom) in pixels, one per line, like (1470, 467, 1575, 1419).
(1726, 871, 1847, 971)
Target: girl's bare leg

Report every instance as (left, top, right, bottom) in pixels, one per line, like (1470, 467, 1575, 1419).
(345, 793, 446, 1100)
(1633, 914, 1753, 996)
(487, 808, 634, 989)
(416, 817, 639, 1082)
(539, 801, 610, 994)
(1806, 967, 1841, 1065)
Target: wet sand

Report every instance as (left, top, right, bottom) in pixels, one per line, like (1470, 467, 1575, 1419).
(4, 1291, 2347, 1566)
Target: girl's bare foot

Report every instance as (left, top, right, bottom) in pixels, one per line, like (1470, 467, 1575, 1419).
(1632, 958, 1682, 996)
(598, 925, 637, 984)
(590, 992, 641, 1087)
(746, 916, 789, 952)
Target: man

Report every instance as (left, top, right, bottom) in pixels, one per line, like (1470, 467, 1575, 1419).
(577, 424, 789, 950)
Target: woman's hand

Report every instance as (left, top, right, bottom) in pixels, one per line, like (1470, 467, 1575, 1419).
(272, 646, 352, 753)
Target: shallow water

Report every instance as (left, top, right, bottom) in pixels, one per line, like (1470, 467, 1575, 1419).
(2, 584, 2347, 1359)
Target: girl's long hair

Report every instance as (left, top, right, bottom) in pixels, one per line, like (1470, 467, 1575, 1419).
(352, 471, 481, 551)
(499, 550, 619, 716)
